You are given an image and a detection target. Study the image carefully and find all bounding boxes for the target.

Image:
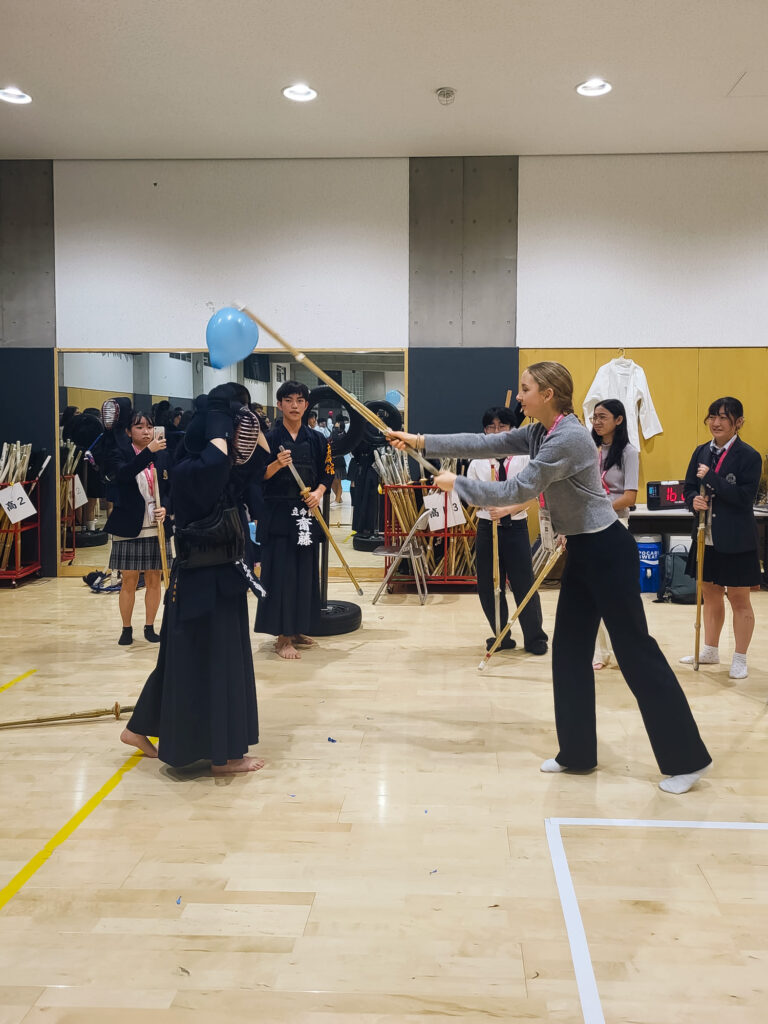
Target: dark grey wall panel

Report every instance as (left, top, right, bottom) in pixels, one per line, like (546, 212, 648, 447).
(462, 158, 517, 348)
(408, 346, 519, 435)
(409, 158, 463, 349)
(133, 393, 152, 415)
(0, 161, 56, 349)
(132, 353, 150, 396)
(0, 348, 58, 575)
(409, 156, 518, 351)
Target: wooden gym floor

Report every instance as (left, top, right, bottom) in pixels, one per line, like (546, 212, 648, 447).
(0, 578, 766, 1024)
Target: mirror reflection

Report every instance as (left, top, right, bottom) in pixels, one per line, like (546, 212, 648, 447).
(58, 349, 406, 574)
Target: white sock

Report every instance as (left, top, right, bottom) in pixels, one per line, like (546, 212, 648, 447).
(540, 758, 566, 773)
(729, 653, 748, 679)
(679, 644, 719, 665)
(659, 762, 711, 794)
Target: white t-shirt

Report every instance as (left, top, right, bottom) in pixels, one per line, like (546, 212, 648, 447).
(466, 456, 530, 521)
(598, 443, 640, 520)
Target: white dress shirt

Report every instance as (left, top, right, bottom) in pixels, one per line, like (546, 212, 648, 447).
(466, 455, 530, 521)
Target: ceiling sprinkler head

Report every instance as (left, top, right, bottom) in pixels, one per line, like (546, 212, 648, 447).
(436, 87, 456, 106)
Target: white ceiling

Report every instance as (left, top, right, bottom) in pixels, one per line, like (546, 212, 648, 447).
(2, 0, 768, 160)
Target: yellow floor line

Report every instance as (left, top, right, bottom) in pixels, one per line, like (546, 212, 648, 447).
(0, 669, 37, 694)
(0, 750, 144, 912)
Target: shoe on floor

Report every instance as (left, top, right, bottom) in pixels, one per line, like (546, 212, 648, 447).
(143, 625, 161, 643)
(486, 635, 516, 652)
(118, 626, 133, 646)
(525, 640, 549, 656)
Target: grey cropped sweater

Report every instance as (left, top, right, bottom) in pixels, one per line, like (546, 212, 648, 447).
(425, 414, 617, 537)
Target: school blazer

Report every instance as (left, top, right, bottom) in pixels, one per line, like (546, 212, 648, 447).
(683, 436, 761, 554)
(104, 443, 172, 539)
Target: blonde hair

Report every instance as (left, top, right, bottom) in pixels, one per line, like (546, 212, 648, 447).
(524, 361, 574, 415)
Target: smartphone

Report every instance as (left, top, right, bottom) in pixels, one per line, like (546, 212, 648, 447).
(153, 426, 165, 441)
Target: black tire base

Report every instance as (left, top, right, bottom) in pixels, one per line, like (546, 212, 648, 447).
(76, 530, 109, 548)
(352, 533, 384, 552)
(314, 600, 362, 637)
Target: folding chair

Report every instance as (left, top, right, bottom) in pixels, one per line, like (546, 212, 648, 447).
(372, 508, 431, 605)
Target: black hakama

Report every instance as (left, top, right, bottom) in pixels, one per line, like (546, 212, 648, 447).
(254, 423, 334, 638)
(253, 534, 321, 636)
(126, 445, 259, 767)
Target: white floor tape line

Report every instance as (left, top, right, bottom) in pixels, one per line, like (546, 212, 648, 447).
(545, 817, 768, 1024)
(545, 817, 605, 1024)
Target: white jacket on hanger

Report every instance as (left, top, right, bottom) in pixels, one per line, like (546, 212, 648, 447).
(583, 357, 663, 450)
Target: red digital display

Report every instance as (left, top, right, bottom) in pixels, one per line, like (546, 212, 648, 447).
(647, 481, 687, 510)
(665, 485, 682, 503)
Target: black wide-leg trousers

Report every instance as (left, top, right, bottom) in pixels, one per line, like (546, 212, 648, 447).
(475, 518, 547, 647)
(552, 521, 711, 776)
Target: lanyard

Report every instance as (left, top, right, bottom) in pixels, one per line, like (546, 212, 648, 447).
(538, 413, 566, 507)
(546, 413, 565, 437)
(133, 444, 155, 495)
(597, 448, 610, 495)
(710, 445, 730, 475)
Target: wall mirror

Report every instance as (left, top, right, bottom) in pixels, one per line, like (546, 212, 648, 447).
(57, 348, 406, 577)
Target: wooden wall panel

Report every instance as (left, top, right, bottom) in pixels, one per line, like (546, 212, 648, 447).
(66, 387, 130, 412)
(634, 349, 699, 492)
(697, 348, 768, 455)
(517, 347, 599, 412)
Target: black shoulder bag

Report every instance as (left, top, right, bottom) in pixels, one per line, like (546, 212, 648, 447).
(174, 497, 244, 569)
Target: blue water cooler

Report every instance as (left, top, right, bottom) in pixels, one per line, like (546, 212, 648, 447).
(635, 534, 662, 593)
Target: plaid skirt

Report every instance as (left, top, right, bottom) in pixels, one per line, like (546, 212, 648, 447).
(109, 536, 170, 572)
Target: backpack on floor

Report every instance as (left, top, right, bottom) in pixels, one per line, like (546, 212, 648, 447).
(655, 545, 696, 604)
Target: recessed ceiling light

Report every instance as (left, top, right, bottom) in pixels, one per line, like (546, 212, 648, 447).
(282, 83, 317, 103)
(576, 77, 612, 97)
(0, 85, 32, 105)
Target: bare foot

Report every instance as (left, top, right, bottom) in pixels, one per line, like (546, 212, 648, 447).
(120, 728, 158, 758)
(212, 757, 265, 774)
(292, 634, 317, 647)
(275, 636, 301, 660)
(592, 661, 605, 671)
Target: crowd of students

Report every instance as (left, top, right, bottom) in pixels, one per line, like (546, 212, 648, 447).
(92, 361, 761, 793)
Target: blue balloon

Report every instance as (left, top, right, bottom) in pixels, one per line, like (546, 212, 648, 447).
(205, 307, 260, 369)
(385, 389, 402, 406)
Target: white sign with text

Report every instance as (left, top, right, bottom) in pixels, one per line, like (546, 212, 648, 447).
(0, 484, 37, 525)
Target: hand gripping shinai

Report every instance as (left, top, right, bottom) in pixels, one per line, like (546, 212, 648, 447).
(693, 483, 707, 671)
(237, 308, 437, 477)
(151, 465, 170, 589)
(490, 461, 502, 637)
(0, 702, 134, 729)
(278, 446, 364, 597)
(478, 544, 563, 671)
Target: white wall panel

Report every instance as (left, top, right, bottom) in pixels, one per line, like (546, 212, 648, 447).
(149, 353, 193, 399)
(54, 159, 408, 352)
(61, 351, 134, 391)
(518, 153, 768, 348)
(203, 363, 240, 392)
(244, 378, 269, 407)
